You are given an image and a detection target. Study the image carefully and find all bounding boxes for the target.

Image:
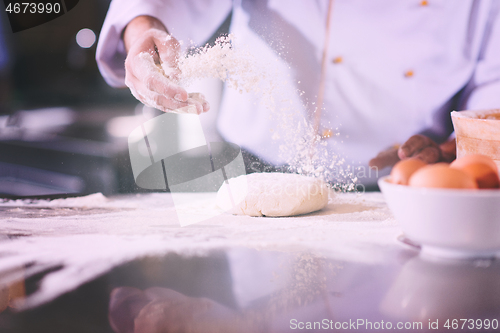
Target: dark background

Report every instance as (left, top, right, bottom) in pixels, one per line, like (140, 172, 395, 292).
(0, 0, 133, 110)
(0, 0, 142, 197)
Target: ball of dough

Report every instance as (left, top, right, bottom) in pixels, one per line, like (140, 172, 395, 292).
(216, 173, 329, 217)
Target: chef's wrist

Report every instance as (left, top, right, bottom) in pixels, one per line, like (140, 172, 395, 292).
(123, 15, 168, 52)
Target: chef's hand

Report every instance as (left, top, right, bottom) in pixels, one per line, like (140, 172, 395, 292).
(369, 135, 457, 169)
(123, 16, 209, 114)
(108, 287, 257, 333)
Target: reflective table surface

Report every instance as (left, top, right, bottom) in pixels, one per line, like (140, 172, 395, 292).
(0, 193, 499, 332)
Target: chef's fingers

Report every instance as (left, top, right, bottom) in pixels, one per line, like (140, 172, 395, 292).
(127, 52, 188, 103)
(124, 30, 188, 102)
(369, 146, 400, 169)
(155, 36, 183, 83)
(201, 99, 210, 112)
(140, 86, 192, 113)
(124, 30, 209, 114)
(108, 287, 150, 333)
(152, 92, 193, 113)
(439, 138, 457, 163)
(134, 64, 210, 114)
(126, 73, 192, 112)
(128, 77, 207, 114)
(413, 146, 441, 164)
(174, 94, 211, 115)
(188, 93, 210, 113)
(398, 134, 438, 160)
(137, 288, 238, 330)
(136, 82, 208, 114)
(184, 99, 204, 115)
(144, 287, 187, 303)
(127, 29, 164, 69)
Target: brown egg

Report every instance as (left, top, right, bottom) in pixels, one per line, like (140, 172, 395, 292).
(452, 163, 500, 189)
(450, 154, 498, 173)
(390, 158, 427, 185)
(409, 163, 478, 189)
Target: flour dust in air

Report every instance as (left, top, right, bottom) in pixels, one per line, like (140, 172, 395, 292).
(136, 33, 358, 191)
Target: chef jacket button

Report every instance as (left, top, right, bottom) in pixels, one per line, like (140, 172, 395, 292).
(404, 70, 414, 78)
(332, 56, 343, 64)
(322, 128, 333, 138)
(420, 0, 429, 6)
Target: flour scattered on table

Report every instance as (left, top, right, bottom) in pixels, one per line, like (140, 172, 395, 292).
(0, 192, 399, 309)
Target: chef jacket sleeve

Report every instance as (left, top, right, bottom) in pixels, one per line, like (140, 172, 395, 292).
(96, 0, 232, 87)
(465, 1, 500, 110)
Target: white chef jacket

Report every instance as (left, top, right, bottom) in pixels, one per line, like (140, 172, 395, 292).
(96, 0, 500, 185)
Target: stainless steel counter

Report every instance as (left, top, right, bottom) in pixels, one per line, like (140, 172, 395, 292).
(0, 192, 498, 332)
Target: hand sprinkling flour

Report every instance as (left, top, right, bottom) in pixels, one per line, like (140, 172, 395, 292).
(124, 28, 209, 115)
(123, 17, 357, 189)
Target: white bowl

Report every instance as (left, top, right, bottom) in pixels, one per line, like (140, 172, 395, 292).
(380, 256, 500, 320)
(378, 176, 500, 258)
